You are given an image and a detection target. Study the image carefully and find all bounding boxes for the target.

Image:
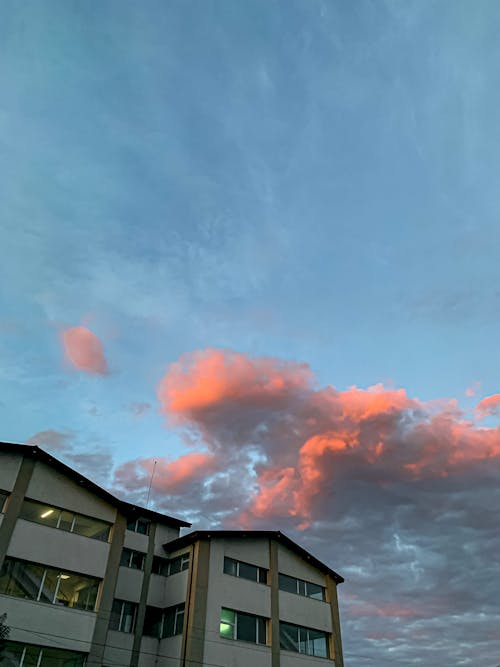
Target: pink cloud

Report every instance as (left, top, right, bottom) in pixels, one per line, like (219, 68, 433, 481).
(61, 326, 108, 375)
(476, 394, 500, 419)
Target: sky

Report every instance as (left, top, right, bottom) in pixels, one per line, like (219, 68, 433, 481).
(1, 1, 500, 665)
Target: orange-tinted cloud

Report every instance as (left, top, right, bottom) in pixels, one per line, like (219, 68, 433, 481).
(150, 349, 500, 529)
(476, 393, 500, 419)
(61, 326, 108, 375)
(115, 451, 216, 494)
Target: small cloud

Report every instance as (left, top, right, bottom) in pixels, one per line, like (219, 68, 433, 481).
(26, 429, 73, 451)
(465, 381, 481, 397)
(60, 326, 108, 375)
(476, 394, 500, 419)
(128, 402, 152, 417)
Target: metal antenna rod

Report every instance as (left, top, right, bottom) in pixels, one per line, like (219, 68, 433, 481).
(146, 460, 157, 508)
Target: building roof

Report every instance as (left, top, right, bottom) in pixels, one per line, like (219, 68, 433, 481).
(164, 529, 344, 584)
(0, 441, 190, 528)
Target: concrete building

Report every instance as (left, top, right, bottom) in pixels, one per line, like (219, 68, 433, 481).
(0, 442, 344, 667)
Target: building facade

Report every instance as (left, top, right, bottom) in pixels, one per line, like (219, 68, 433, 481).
(0, 443, 344, 667)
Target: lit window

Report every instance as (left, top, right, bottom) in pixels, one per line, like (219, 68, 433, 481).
(223, 557, 267, 584)
(220, 608, 267, 645)
(126, 517, 150, 535)
(278, 573, 325, 601)
(120, 548, 145, 570)
(110, 599, 138, 633)
(19, 499, 111, 541)
(280, 621, 329, 658)
(0, 557, 100, 611)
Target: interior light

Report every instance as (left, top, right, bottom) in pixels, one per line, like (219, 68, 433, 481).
(60, 575, 70, 580)
(40, 509, 54, 518)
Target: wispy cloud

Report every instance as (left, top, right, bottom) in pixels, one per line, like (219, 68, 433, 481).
(60, 326, 108, 375)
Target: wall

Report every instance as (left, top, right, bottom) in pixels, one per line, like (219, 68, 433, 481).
(26, 461, 117, 523)
(0, 453, 21, 492)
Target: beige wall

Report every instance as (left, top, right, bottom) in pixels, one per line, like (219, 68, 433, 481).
(149, 568, 189, 607)
(281, 651, 333, 667)
(115, 566, 144, 603)
(223, 537, 270, 569)
(0, 453, 21, 491)
(137, 637, 159, 667)
(7, 519, 110, 578)
(155, 523, 180, 553)
(103, 630, 134, 666)
(279, 590, 332, 632)
(277, 544, 327, 586)
(1, 594, 96, 652)
(26, 462, 117, 522)
(157, 635, 183, 667)
(124, 529, 149, 552)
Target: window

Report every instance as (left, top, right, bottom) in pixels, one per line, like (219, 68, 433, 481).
(4, 641, 86, 666)
(120, 548, 145, 570)
(0, 491, 8, 513)
(0, 557, 100, 611)
(280, 622, 329, 658)
(278, 573, 326, 601)
(223, 557, 267, 584)
(220, 608, 267, 645)
(143, 603, 185, 638)
(126, 517, 150, 534)
(152, 553, 190, 577)
(163, 603, 185, 638)
(110, 599, 138, 633)
(19, 499, 111, 542)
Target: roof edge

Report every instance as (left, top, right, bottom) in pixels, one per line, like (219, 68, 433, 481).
(0, 441, 190, 528)
(164, 529, 344, 584)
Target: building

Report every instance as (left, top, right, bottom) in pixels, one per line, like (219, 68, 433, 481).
(0, 442, 344, 667)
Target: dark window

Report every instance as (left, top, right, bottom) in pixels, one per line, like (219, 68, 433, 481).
(110, 599, 138, 633)
(168, 553, 190, 576)
(280, 622, 329, 658)
(0, 558, 100, 611)
(0, 491, 8, 513)
(4, 641, 86, 666)
(162, 603, 185, 638)
(220, 608, 267, 645)
(19, 499, 111, 542)
(223, 557, 268, 584)
(278, 573, 326, 601)
(120, 548, 145, 570)
(127, 517, 150, 535)
(143, 606, 163, 638)
(152, 556, 169, 576)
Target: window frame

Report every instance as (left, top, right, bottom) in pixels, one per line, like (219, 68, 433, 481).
(0, 557, 100, 611)
(120, 547, 145, 570)
(0, 490, 8, 513)
(278, 572, 326, 601)
(19, 498, 111, 542)
(4, 641, 86, 666)
(162, 603, 185, 638)
(279, 621, 329, 658)
(126, 517, 150, 535)
(110, 599, 138, 633)
(220, 607, 267, 645)
(223, 557, 268, 585)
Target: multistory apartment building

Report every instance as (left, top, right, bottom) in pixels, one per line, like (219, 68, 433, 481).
(0, 442, 344, 667)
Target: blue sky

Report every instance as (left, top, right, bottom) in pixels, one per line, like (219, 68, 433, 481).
(2, 2, 500, 665)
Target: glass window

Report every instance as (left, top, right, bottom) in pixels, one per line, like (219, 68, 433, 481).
(223, 557, 237, 577)
(19, 499, 111, 542)
(4, 642, 86, 666)
(278, 573, 297, 594)
(280, 622, 329, 658)
(0, 491, 8, 513)
(127, 517, 150, 535)
(144, 606, 163, 638)
(110, 599, 137, 633)
(152, 556, 169, 576)
(220, 608, 267, 645)
(120, 548, 145, 570)
(162, 603, 185, 638)
(306, 582, 326, 601)
(0, 558, 100, 611)
(167, 553, 189, 576)
(223, 557, 268, 584)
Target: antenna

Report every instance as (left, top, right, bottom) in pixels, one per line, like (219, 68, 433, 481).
(146, 460, 157, 508)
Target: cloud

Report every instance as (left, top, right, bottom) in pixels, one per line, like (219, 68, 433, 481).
(60, 326, 108, 375)
(113, 349, 500, 666)
(26, 429, 114, 485)
(127, 402, 152, 417)
(476, 393, 500, 419)
(465, 380, 481, 397)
